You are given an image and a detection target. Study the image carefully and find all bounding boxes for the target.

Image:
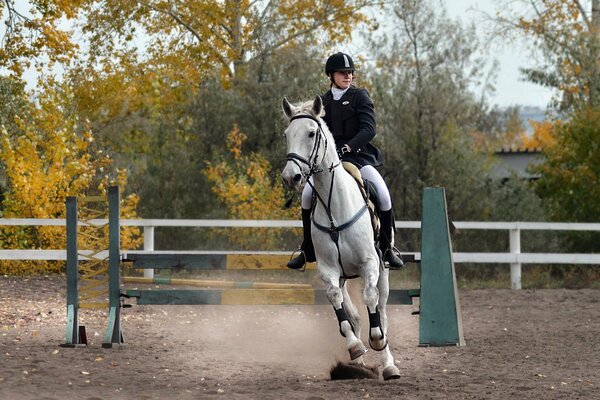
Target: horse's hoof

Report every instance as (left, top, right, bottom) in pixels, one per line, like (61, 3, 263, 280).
(382, 365, 401, 381)
(369, 336, 388, 351)
(348, 342, 368, 360)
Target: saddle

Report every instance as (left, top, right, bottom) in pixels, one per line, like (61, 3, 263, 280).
(342, 162, 381, 240)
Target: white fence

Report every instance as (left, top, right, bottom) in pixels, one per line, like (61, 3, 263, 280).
(1, 219, 600, 289)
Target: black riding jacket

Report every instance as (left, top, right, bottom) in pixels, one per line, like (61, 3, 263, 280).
(321, 87, 383, 168)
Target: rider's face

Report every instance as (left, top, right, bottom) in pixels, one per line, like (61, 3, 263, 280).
(332, 71, 353, 89)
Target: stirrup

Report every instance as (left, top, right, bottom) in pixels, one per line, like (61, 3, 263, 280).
(287, 249, 307, 270)
(383, 247, 404, 270)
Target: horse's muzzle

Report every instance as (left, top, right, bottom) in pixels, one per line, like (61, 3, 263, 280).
(281, 163, 306, 192)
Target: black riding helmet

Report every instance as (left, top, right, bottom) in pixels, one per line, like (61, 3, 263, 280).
(325, 52, 355, 75)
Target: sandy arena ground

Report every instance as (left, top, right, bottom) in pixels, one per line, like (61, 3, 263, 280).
(1, 276, 599, 399)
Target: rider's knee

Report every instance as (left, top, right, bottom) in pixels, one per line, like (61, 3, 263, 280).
(301, 184, 313, 209)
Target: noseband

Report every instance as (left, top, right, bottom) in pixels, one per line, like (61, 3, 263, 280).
(285, 114, 328, 178)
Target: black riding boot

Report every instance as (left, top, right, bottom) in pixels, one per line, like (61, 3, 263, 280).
(379, 209, 404, 270)
(287, 208, 316, 269)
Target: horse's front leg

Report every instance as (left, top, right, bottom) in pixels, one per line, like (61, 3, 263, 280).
(320, 270, 367, 360)
(362, 260, 386, 350)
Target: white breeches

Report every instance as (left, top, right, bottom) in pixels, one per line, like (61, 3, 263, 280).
(301, 165, 392, 211)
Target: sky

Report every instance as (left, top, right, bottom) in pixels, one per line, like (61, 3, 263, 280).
(443, 0, 555, 109)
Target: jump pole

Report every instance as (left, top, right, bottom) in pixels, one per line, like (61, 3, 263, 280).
(84, 186, 463, 348)
(123, 276, 312, 289)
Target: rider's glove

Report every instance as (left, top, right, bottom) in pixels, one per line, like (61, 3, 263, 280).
(337, 144, 352, 158)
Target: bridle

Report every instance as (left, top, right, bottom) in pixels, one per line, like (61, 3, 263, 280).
(285, 114, 329, 179)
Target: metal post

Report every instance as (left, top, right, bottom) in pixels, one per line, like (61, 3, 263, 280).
(62, 196, 83, 347)
(143, 226, 155, 279)
(103, 186, 123, 347)
(510, 228, 521, 290)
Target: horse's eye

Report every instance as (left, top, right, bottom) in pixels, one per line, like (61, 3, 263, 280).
(308, 131, 316, 138)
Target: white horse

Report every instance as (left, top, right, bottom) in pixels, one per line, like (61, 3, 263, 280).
(281, 96, 400, 380)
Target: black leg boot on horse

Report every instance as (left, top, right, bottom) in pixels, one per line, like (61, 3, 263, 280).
(379, 209, 404, 270)
(287, 208, 316, 269)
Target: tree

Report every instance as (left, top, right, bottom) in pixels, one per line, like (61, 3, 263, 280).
(77, 0, 379, 81)
(66, 44, 325, 224)
(493, 0, 600, 111)
(0, 80, 141, 275)
(363, 0, 551, 261)
(521, 119, 555, 148)
(471, 106, 529, 151)
(0, 76, 29, 132)
(368, 0, 496, 220)
(532, 107, 600, 224)
(0, 76, 29, 199)
(530, 106, 600, 255)
(493, 1, 600, 234)
(0, 0, 79, 77)
(203, 126, 297, 250)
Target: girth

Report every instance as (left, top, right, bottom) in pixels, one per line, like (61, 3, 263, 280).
(312, 204, 369, 243)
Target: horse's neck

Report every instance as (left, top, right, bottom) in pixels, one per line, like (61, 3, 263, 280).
(310, 132, 339, 191)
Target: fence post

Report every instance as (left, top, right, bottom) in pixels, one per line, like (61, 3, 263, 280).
(143, 226, 155, 279)
(510, 227, 521, 290)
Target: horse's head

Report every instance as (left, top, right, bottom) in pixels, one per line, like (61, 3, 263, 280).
(281, 96, 328, 192)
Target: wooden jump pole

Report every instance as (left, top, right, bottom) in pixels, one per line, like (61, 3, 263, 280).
(123, 276, 312, 290)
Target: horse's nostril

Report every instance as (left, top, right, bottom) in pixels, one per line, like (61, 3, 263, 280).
(293, 174, 302, 182)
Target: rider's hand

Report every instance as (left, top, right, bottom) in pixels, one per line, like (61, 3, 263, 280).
(337, 144, 352, 158)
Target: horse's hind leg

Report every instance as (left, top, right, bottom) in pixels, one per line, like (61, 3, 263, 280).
(322, 273, 367, 361)
(376, 267, 400, 380)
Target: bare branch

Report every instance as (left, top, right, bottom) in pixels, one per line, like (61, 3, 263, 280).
(251, 4, 372, 62)
(138, 2, 233, 75)
(573, 0, 591, 29)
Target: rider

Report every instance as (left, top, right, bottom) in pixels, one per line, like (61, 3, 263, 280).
(287, 51, 404, 270)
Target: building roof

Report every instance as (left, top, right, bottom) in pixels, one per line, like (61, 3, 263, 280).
(491, 148, 543, 180)
(495, 147, 542, 154)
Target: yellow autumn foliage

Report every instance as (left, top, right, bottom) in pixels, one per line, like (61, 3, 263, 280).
(521, 120, 558, 149)
(0, 84, 142, 275)
(0, 1, 80, 77)
(204, 126, 297, 250)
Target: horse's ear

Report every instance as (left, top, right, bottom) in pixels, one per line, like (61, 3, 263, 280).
(282, 97, 295, 119)
(312, 95, 323, 117)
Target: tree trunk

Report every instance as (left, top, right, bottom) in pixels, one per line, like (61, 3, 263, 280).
(592, 0, 600, 106)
